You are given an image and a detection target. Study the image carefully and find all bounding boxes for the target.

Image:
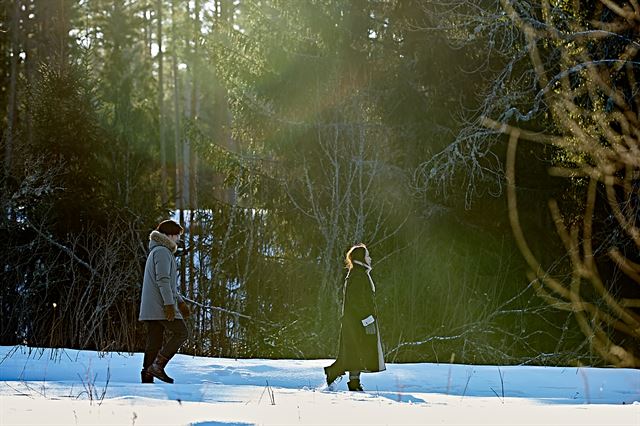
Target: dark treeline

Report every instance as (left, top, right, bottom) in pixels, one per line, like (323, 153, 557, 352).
(1, 0, 638, 367)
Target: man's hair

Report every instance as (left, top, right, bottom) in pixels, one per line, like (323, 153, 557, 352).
(156, 219, 184, 236)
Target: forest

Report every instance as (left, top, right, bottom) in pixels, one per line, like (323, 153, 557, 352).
(1, 0, 638, 368)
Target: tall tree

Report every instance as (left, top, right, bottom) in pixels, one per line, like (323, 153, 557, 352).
(158, 0, 168, 206)
(171, 0, 182, 209)
(2, 0, 19, 182)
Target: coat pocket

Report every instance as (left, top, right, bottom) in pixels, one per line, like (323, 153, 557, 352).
(362, 315, 376, 334)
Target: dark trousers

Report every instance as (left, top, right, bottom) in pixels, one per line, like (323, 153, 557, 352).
(143, 320, 188, 369)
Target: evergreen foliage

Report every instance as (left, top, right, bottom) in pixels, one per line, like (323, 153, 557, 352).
(0, 0, 637, 367)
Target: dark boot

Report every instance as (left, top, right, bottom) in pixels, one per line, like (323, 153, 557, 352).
(324, 365, 343, 386)
(347, 379, 363, 391)
(147, 353, 174, 384)
(141, 368, 154, 383)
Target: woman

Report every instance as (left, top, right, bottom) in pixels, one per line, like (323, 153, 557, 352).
(139, 219, 191, 384)
(324, 243, 385, 391)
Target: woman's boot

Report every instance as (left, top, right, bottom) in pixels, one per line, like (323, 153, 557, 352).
(147, 353, 174, 383)
(324, 365, 343, 386)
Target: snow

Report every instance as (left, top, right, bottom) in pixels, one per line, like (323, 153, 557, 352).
(0, 345, 638, 425)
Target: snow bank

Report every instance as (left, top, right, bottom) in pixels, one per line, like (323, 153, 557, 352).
(0, 346, 638, 425)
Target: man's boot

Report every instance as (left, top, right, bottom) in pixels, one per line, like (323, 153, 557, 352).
(347, 378, 363, 391)
(141, 368, 154, 383)
(147, 353, 174, 384)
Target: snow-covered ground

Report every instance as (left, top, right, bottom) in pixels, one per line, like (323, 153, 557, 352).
(0, 346, 638, 425)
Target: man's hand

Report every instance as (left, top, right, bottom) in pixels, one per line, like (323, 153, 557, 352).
(178, 301, 191, 319)
(164, 304, 175, 321)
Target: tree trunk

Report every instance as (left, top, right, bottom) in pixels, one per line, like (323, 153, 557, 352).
(24, 0, 34, 146)
(171, 0, 182, 210)
(3, 0, 20, 181)
(157, 0, 168, 206)
(188, 0, 201, 307)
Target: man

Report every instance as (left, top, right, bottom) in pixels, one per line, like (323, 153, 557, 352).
(139, 219, 191, 384)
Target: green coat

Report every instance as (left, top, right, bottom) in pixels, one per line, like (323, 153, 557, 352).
(334, 265, 385, 373)
(138, 231, 184, 321)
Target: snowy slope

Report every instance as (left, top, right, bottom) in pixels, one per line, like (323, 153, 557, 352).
(0, 345, 638, 425)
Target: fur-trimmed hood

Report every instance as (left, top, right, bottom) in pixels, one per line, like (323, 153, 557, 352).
(149, 230, 178, 254)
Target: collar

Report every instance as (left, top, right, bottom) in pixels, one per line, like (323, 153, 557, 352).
(149, 230, 178, 253)
(352, 260, 372, 271)
(349, 260, 375, 292)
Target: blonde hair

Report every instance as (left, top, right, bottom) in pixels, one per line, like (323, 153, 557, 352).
(345, 243, 369, 270)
